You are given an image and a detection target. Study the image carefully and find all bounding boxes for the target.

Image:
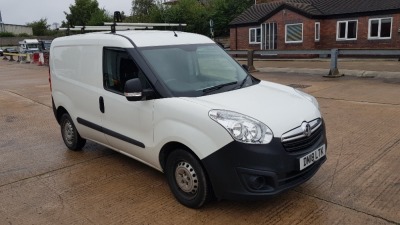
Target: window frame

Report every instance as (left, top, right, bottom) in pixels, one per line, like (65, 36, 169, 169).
(315, 22, 320, 42)
(368, 17, 392, 40)
(285, 23, 303, 44)
(249, 27, 261, 44)
(103, 47, 141, 95)
(336, 20, 358, 41)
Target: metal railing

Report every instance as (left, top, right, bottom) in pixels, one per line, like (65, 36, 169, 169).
(226, 49, 400, 77)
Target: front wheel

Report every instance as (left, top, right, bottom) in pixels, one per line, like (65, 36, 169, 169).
(165, 149, 212, 208)
(60, 113, 86, 151)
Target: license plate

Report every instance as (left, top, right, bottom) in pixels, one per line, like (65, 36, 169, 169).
(299, 145, 326, 171)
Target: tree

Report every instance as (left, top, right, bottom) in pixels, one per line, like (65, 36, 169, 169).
(52, 22, 60, 30)
(125, 0, 252, 36)
(129, 0, 156, 22)
(132, 0, 154, 16)
(62, 0, 111, 27)
(210, 0, 253, 36)
(26, 18, 50, 36)
(0, 32, 15, 37)
(163, 0, 210, 34)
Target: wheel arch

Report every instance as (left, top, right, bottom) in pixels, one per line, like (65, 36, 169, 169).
(159, 141, 216, 204)
(56, 105, 69, 125)
(159, 141, 197, 172)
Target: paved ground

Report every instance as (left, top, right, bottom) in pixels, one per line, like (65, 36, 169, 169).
(0, 60, 399, 224)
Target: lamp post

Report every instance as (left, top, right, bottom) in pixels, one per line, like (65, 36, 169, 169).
(209, 19, 214, 40)
(0, 10, 4, 48)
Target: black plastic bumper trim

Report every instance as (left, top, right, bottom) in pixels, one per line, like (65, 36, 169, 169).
(77, 117, 145, 148)
(201, 124, 327, 201)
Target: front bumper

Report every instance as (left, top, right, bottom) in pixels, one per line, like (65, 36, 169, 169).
(201, 128, 327, 201)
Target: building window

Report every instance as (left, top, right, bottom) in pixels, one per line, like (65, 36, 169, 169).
(285, 23, 303, 43)
(337, 20, 358, 40)
(315, 22, 320, 42)
(249, 28, 261, 44)
(368, 17, 392, 39)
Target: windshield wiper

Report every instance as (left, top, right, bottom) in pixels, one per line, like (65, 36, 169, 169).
(238, 74, 250, 89)
(202, 81, 238, 94)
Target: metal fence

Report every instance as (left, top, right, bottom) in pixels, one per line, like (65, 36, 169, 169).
(226, 49, 400, 77)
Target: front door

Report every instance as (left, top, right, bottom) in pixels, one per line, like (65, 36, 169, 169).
(261, 22, 277, 50)
(100, 47, 154, 162)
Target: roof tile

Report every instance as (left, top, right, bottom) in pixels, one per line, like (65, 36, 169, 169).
(230, 0, 400, 25)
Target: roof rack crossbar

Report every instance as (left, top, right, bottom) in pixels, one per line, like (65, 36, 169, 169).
(58, 26, 154, 31)
(58, 11, 186, 34)
(104, 22, 187, 27)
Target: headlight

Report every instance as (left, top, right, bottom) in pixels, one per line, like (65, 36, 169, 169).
(294, 89, 319, 109)
(209, 110, 273, 144)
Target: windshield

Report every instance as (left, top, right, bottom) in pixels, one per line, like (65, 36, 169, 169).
(140, 44, 254, 97)
(27, 44, 38, 49)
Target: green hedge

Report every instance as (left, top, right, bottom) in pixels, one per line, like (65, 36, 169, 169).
(18, 33, 32, 37)
(0, 32, 16, 37)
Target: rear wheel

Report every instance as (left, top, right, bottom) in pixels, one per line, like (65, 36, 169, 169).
(165, 149, 211, 208)
(60, 113, 86, 151)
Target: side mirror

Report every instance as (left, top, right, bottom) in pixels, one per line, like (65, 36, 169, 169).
(242, 64, 249, 71)
(124, 78, 154, 101)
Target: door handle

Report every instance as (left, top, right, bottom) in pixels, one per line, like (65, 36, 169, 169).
(99, 96, 105, 113)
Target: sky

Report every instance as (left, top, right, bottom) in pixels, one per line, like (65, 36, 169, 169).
(0, 0, 132, 28)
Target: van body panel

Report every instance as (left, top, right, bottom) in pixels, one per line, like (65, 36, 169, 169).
(51, 43, 107, 144)
(100, 91, 155, 163)
(51, 33, 133, 49)
(184, 81, 321, 137)
(153, 98, 233, 161)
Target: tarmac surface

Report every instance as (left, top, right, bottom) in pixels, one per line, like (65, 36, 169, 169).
(0, 59, 399, 224)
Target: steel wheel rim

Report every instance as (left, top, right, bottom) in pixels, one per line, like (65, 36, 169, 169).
(63, 120, 74, 145)
(175, 161, 198, 195)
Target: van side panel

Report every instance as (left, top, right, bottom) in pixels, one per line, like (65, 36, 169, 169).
(51, 44, 107, 145)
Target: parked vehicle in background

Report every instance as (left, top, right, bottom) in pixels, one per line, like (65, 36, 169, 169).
(39, 40, 52, 52)
(3, 48, 18, 54)
(0, 49, 3, 56)
(19, 39, 39, 53)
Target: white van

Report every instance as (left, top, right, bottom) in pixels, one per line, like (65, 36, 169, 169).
(50, 30, 327, 208)
(19, 39, 39, 53)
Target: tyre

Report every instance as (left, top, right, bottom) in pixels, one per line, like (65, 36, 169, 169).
(165, 149, 211, 208)
(60, 113, 86, 151)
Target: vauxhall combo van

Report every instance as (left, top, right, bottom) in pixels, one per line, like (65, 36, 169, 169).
(50, 30, 327, 208)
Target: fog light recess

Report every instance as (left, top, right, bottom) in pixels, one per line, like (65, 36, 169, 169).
(248, 175, 266, 190)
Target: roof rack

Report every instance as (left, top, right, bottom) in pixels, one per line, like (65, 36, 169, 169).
(58, 26, 154, 32)
(103, 22, 187, 27)
(59, 11, 187, 35)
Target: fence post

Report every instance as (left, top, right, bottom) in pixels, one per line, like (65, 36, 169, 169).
(326, 48, 342, 77)
(247, 50, 257, 72)
(25, 53, 31, 63)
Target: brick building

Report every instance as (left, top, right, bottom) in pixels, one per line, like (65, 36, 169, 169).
(229, 0, 400, 50)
